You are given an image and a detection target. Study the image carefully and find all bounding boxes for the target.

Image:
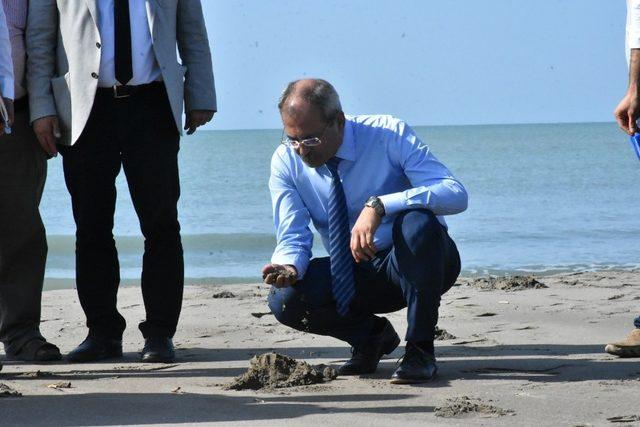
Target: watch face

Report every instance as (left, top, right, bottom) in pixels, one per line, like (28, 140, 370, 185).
(366, 197, 384, 216)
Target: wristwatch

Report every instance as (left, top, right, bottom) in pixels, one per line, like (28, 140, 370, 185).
(365, 196, 386, 217)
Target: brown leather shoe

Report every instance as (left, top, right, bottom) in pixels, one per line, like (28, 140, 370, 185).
(605, 329, 640, 357)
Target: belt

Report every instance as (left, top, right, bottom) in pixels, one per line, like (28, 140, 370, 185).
(97, 81, 164, 99)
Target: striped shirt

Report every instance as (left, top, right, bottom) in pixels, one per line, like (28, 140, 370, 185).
(2, 0, 27, 99)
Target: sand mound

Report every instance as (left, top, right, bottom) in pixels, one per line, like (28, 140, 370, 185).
(225, 352, 337, 390)
(469, 276, 547, 291)
(435, 326, 456, 340)
(435, 396, 513, 418)
(212, 291, 236, 298)
(0, 384, 22, 398)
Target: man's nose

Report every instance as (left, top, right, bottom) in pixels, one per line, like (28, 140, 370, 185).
(297, 144, 310, 156)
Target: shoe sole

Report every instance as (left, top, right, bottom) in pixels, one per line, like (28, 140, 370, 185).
(605, 344, 640, 358)
(389, 373, 437, 385)
(141, 356, 175, 363)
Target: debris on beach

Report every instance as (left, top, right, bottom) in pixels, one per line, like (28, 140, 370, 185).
(607, 414, 640, 423)
(476, 312, 498, 317)
(251, 312, 273, 319)
(212, 290, 236, 299)
(469, 276, 548, 291)
(15, 370, 55, 378)
(47, 381, 72, 390)
(0, 383, 22, 398)
(225, 352, 337, 390)
(435, 326, 456, 340)
(435, 396, 514, 418)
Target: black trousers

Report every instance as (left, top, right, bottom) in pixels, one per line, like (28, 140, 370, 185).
(59, 83, 183, 339)
(0, 99, 48, 354)
(268, 209, 461, 351)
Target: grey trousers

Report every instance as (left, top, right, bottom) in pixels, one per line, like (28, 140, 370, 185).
(0, 100, 48, 355)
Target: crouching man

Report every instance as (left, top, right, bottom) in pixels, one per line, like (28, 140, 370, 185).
(263, 79, 467, 383)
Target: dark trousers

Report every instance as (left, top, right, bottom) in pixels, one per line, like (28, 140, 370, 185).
(58, 83, 183, 339)
(635, 316, 640, 329)
(0, 99, 48, 355)
(268, 209, 461, 349)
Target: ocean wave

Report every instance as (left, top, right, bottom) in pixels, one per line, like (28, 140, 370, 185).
(47, 233, 277, 254)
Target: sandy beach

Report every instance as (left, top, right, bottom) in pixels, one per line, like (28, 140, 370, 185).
(1, 271, 640, 426)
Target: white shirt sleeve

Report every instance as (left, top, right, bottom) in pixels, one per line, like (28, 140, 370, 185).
(0, 2, 15, 100)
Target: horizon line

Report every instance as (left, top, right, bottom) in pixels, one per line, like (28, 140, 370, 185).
(196, 120, 616, 133)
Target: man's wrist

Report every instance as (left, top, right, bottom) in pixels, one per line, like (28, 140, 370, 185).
(365, 196, 386, 217)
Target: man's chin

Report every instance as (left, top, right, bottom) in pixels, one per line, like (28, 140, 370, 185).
(302, 157, 323, 168)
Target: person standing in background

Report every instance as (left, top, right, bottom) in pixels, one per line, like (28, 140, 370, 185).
(27, 0, 217, 363)
(608, 0, 640, 357)
(0, 0, 61, 363)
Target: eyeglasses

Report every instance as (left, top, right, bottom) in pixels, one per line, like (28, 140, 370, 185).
(280, 121, 333, 149)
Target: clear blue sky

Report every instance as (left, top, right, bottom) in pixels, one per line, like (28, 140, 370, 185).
(200, 1, 626, 130)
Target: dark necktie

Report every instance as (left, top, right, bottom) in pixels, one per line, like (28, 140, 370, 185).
(325, 157, 355, 316)
(114, 0, 133, 85)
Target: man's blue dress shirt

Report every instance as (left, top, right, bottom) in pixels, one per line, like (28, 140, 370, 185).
(269, 114, 468, 279)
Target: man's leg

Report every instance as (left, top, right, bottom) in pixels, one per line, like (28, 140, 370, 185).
(383, 209, 461, 382)
(268, 257, 393, 346)
(386, 209, 460, 350)
(0, 101, 57, 360)
(59, 97, 125, 342)
(268, 256, 405, 374)
(120, 85, 183, 350)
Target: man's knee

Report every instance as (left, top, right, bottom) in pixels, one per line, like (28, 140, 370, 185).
(392, 209, 444, 253)
(267, 286, 307, 329)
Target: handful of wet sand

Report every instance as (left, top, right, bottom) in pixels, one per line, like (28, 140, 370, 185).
(225, 352, 338, 390)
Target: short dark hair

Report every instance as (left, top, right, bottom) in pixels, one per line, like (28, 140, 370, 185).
(278, 79, 342, 122)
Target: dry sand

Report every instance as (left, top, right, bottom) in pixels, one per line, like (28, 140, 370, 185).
(1, 271, 640, 426)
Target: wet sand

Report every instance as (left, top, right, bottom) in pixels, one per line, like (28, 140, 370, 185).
(1, 271, 640, 426)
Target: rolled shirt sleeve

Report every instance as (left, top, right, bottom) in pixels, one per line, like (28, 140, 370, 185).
(0, 2, 14, 100)
(269, 149, 314, 279)
(378, 121, 468, 216)
(628, 0, 640, 64)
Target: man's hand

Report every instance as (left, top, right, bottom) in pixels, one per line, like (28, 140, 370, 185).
(350, 206, 382, 263)
(33, 115, 60, 156)
(0, 97, 13, 136)
(184, 109, 214, 135)
(614, 91, 639, 135)
(262, 264, 298, 288)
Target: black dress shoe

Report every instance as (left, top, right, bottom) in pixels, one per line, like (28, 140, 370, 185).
(390, 341, 437, 384)
(67, 336, 122, 363)
(141, 337, 175, 363)
(338, 318, 400, 376)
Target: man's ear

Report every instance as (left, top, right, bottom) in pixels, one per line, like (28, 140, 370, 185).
(336, 111, 346, 128)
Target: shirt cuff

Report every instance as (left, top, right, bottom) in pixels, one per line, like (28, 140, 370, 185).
(0, 77, 15, 100)
(271, 252, 310, 280)
(378, 192, 408, 216)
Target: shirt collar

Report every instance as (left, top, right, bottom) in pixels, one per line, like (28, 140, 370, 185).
(334, 118, 356, 162)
